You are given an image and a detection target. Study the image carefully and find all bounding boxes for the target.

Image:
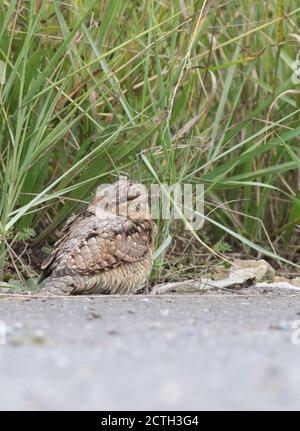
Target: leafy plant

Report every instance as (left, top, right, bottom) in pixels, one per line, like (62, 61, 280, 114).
(0, 0, 299, 285)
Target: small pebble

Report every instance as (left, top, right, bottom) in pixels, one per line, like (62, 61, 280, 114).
(107, 329, 119, 335)
(87, 311, 101, 320)
(13, 321, 24, 330)
(161, 309, 170, 317)
(31, 329, 46, 344)
(269, 321, 291, 331)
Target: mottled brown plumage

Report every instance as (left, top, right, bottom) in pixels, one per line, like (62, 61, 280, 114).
(39, 179, 155, 295)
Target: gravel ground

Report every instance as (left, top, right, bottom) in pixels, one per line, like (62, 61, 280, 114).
(1, 293, 300, 410)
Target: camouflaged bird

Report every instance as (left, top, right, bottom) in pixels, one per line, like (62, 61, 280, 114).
(39, 179, 156, 295)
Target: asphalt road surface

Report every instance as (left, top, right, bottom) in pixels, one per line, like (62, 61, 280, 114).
(1, 293, 300, 410)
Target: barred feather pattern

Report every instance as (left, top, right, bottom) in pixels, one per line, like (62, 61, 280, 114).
(39, 180, 155, 295)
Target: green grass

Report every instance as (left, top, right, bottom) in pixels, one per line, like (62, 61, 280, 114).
(0, 0, 299, 286)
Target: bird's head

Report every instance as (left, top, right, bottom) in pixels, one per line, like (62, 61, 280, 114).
(93, 178, 151, 220)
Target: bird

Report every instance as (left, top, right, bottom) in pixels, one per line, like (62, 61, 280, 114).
(38, 178, 156, 295)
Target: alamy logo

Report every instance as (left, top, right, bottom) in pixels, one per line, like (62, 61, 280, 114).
(291, 320, 300, 345)
(149, 183, 205, 229)
(95, 178, 205, 230)
(291, 52, 300, 84)
(0, 320, 6, 345)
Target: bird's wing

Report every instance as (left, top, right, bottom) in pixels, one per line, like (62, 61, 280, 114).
(41, 215, 154, 280)
(39, 208, 94, 281)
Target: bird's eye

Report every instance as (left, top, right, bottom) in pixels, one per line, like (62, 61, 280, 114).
(127, 192, 140, 201)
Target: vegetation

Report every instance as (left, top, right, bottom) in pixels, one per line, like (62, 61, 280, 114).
(0, 0, 299, 287)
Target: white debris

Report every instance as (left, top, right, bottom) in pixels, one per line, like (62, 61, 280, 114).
(151, 259, 299, 295)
